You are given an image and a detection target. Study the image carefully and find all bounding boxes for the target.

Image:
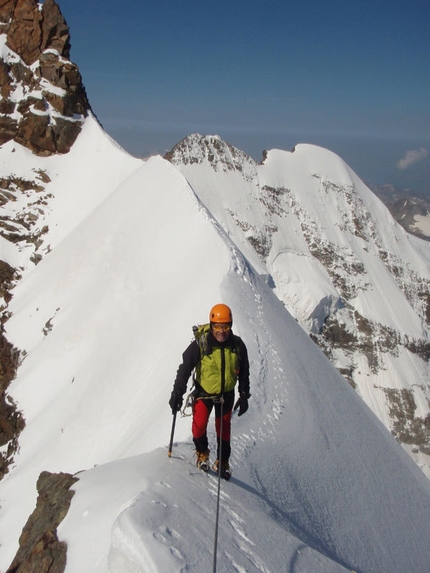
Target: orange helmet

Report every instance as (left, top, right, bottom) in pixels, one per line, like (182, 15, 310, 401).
(209, 303, 233, 324)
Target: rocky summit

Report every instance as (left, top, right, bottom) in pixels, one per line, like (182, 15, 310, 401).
(0, 0, 90, 155)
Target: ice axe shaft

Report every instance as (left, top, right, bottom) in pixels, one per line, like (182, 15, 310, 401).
(168, 410, 177, 457)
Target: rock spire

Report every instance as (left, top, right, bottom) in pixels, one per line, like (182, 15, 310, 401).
(0, 0, 91, 155)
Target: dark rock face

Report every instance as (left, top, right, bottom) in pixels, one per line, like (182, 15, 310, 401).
(0, 260, 24, 480)
(6, 471, 79, 573)
(0, 329, 24, 479)
(0, 0, 91, 155)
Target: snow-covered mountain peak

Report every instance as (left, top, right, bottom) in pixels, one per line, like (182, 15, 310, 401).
(165, 132, 258, 182)
(263, 143, 351, 172)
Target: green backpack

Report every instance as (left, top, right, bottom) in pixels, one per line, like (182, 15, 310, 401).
(192, 323, 211, 357)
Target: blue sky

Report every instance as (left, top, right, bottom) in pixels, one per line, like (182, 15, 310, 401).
(58, 0, 430, 194)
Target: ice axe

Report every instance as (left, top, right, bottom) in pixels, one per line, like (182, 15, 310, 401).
(168, 410, 177, 457)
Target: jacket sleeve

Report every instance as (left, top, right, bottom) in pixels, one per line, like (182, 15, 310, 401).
(173, 340, 201, 397)
(237, 338, 250, 397)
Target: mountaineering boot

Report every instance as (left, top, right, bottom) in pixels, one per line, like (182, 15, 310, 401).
(212, 459, 231, 481)
(196, 449, 210, 472)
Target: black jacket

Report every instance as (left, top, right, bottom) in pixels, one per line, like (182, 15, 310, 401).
(173, 330, 250, 399)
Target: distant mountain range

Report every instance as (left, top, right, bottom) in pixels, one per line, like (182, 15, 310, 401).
(370, 183, 430, 241)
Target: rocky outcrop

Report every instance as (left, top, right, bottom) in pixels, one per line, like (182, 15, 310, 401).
(6, 471, 79, 573)
(0, 328, 24, 479)
(0, 0, 91, 155)
(0, 260, 24, 480)
(0, 171, 52, 264)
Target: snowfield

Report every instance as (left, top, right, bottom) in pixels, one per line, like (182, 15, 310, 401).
(1, 117, 430, 572)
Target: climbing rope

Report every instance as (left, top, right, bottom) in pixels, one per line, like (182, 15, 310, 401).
(212, 395, 224, 573)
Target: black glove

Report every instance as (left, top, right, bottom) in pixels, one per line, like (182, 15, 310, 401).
(169, 390, 183, 414)
(234, 392, 249, 417)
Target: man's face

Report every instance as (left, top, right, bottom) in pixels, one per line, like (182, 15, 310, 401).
(211, 323, 231, 343)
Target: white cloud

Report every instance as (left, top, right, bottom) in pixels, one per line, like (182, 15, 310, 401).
(396, 147, 429, 170)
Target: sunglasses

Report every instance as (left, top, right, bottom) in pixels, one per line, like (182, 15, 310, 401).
(212, 324, 231, 332)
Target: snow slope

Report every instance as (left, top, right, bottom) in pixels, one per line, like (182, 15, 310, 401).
(0, 114, 142, 271)
(1, 122, 430, 572)
(168, 135, 430, 477)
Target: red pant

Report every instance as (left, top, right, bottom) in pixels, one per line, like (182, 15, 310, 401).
(192, 392, 234, 459)
(192, 400, 231, 441)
